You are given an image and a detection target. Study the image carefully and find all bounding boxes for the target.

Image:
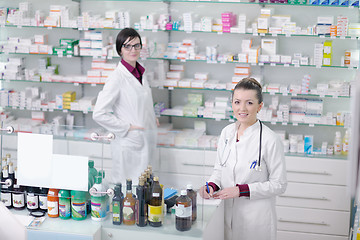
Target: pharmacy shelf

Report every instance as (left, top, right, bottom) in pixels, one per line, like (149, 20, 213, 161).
(83, 0, 359, 8)
(1, 52, 358, 70)
(160, 113, 347, 128)
(2, 24, 359, 40)
(3, 106, 93, 114)
(0, 79, 104, 86)
(158, 86, 351, 99)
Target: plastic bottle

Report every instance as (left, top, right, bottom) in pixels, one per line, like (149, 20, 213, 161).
(342, 130, 350, 156)
(91, 176, 107, 221)
(88, 160, 98, 182)
(148, 176, 163, 227)
(123, 179, 136, 225)
(186, 184, 197, 222)
(71, 190, 87, 220)
(1, 166, 12, 208)
(136, 176, 147, 227)
(12, 168, 25, 210)
(175, 190, 192, 231)
(47, 188, 59, 218)
(98, 170, 110, 213)
(112, 184, 123, 225)
(334, 131, 342, 155)
(39, 187, 49, 212)
(59, 190, 71, 219)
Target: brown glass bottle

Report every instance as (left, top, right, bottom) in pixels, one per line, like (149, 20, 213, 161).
(186, 184, 197, 222)
(123, 179, 136, 225)
(135, 177, 147, 227)
(175, 190, 192, 231)
(148, 176, 162, 227)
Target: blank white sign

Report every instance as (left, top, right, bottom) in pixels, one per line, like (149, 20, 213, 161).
(17, 133, 89, 191)
(17, 133, 53, 188)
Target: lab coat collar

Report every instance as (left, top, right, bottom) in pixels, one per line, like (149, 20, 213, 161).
(235, 120, 261, 138)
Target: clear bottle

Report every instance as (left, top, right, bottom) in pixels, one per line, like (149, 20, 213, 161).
(148, 176, 163, 227)
(175, 190, 192, 231)
(186, 184, 197, 222)
(334, 131, 342, 155)
(342, 130, 350, 156)
(123, 179, 136, 225)
(1, 166, 12, 209)
(136, 176, 147, 227)
(112, 184, 123, 225)
(39, 187, 49, 212)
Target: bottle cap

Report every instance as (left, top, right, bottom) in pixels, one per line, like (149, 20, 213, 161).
(58, 189, 70, 198)
(71, 190, 87, 200)
(88, 160, 94, 168)
(186, 184, 193, 190)
(181, 190, 187, 195)
(95, 176, 102, 184)
(98, 170, 105, 178)
(153, 176, 159, 181)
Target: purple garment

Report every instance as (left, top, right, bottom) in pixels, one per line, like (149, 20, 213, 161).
(121, 59, 145, 84)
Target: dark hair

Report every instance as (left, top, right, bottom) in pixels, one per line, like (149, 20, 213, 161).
(115, 28, 142, 56)
(232, 77, 263, 103)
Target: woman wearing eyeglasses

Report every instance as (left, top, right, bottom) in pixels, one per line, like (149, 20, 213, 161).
(93, 28, 157, 185)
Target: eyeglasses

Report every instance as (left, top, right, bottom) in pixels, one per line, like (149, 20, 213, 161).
(122, 43, 142, 51)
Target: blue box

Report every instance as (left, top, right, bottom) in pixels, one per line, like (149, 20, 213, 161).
(329, 0, 339, 5)
(309, 0, 320, 3)
(350, 0, 359, 6)
(319, 0, 329, 4)
(304, 135, 314, 154)
(339, 0, 349, 5)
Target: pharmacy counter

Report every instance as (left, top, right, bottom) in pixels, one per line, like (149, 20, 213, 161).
(3, 199, 224, 240)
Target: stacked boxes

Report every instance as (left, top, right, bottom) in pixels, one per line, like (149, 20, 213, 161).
(337, 16, 348, 36)
(301, 74, 311, 94)
(221, 12, 236, 33)
(61, 91, 76, 110)
(344, 49, 360, 67)
(79, 31, 108, 57)
(164, 64, 185, 87)
(314, 43, 324, 66)
(323, 40, 332, 66)
(183, 13, 193, 32)
(200, 17, 213, 32)
(3, 57, 25, 80)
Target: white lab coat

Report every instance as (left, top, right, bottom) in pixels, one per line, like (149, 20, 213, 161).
(93, 62, 157, 185)
(208, 120, 287, 240)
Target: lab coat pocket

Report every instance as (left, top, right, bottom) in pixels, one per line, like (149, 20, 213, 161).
(122, 130, 145, 150)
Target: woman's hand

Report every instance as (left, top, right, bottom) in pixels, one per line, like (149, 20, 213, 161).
(156, 118, 160, 127)
(129, 124, 144, 131)
(199, 185, 214, 199)
(213, 187, 239, 200)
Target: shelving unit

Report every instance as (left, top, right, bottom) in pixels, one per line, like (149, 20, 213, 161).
(0, 1, 358, 239)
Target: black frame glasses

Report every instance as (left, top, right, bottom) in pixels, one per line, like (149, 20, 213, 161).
(122, 43, 142, 51)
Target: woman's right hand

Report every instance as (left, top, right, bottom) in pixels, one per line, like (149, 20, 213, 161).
(199, 185, 214, 199)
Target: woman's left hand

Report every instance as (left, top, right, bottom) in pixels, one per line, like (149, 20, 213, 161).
(213, 187, 239, 199)
(156, 118, 160, 127)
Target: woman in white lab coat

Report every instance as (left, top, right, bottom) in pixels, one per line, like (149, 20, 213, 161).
(93, 28, 157, 185)
(200, 78, 287, 240)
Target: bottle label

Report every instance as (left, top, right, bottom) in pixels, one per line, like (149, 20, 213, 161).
(39, 195, 48, 210)
(334, 144, 342, 153)
(343, 143, 349, 152)
(123, 205, 135, 221)
(112, 201, 121, 223)
(1, 192, 12, 207)
(13, 193, 25, 208)
(48, 200, 59, 215)
(91, 199, 107, 219)
(152, 193, 160, 197)
(27, 195, 39, 209)
(148, 205, 163, 223)
(71, 201, 86, 218)
(176, 204, 192, 218)
(59, 199, 71, 218)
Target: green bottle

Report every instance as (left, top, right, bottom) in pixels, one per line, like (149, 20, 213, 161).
(58, 190, 71, 219)
(112, 184, 123, 225)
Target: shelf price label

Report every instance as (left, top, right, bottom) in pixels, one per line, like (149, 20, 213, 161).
(320, 35, 325, 38)
(91, 83, 96, 87)
(17, 25, 22, 29)
(260, 33, 265, 36)
(58, 53, 63, 58)
(271, 121, 276, 125)
(67, 55, 72, 58)
(284, 64, 290, 67)
(168, 87, 174, 90)
(270, 63, 276, 67)
(258, 62, 264, 66)
(271, 33, 278, 37)
(49, 109, 54, 112)
(217, 32, 223, 35)
(63, 109, 68, 113)
(47, 27, 52, 30)
(74, 82, 79, 86)
(152, 29, 158, 33)
(292, 122, 298, 126)
(215, 118, 221, 122)
(229, 119, 235, 123)
(309, 124, 315, 127)
(253, 33, 258, 36)
(285, 33, 291, 38)
(282, 122, 288, 126)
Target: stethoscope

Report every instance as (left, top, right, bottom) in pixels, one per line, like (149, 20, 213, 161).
(219, 120, 263, 172)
